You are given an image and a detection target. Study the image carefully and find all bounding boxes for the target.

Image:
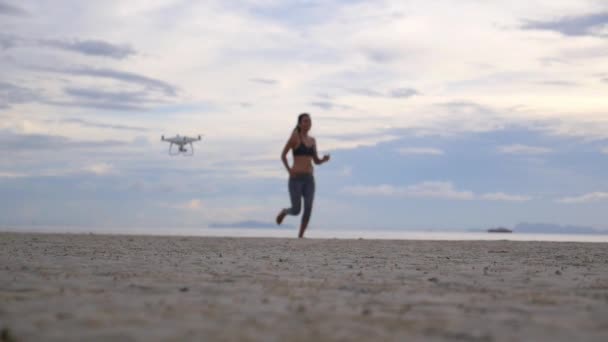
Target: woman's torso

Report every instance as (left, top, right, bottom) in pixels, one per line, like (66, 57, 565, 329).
(291, 135, 315, 174)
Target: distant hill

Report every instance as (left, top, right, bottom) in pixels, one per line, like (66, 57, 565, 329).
(209, 220, 293, 229)
(487, 227, 512, 233)
(514, 222, 607, 235)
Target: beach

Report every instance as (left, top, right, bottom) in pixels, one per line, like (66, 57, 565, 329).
(1, 232, 607, 341)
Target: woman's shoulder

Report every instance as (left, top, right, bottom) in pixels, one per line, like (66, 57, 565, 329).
(289, 131, 300, 143)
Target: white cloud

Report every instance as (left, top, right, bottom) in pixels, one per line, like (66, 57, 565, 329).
(406, 182, 475, 200)
(177, 199, 203, 211)
(498, 144, 552, 155)
(480, 192, 532, 202)
(0, 172, 28, 178)
(322, 134, 400, 151)
(397, 147, 444, 156)
(159, 199, 205, 211)
(344, 182, 532, 202)
(83, 163, 115, 175)
(344, 184, 402, 197)
(159, 200, 268, 222)
(343, 182, 474, 200)
(557, 192, 608, 204)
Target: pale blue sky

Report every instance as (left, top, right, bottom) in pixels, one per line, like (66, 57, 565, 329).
(1, 0, 607, 231)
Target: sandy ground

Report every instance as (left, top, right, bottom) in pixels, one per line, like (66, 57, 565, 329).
(1, 232, 607, 341)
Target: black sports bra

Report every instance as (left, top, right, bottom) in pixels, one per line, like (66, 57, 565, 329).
(293, 139, 315, 157)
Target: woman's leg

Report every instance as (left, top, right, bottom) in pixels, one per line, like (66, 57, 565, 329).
(298, 176, 315, 238)
(276, 177, 303, 225)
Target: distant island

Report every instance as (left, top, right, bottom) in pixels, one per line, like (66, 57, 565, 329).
(208, 220, 293, 229)
(514, 223, 607, 235)
(487, 227, 512, 233)
(470, 223, 608, 235)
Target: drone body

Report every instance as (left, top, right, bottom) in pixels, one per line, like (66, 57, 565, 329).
(161, 134, 202, 156)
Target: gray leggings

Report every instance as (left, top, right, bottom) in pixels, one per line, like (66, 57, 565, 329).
(285, 174, 315, 225)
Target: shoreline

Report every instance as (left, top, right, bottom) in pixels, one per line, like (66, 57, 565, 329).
(2, 229, 608, 243)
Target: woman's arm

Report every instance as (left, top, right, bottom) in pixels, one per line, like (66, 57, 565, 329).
(312, 138, 330, 165)
(281, 132, 297, 173)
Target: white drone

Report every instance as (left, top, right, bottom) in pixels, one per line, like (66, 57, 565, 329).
(161, 134, 202, 156)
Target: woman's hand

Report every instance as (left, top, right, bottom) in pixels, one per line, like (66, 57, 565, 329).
(322, 154, 330, 163)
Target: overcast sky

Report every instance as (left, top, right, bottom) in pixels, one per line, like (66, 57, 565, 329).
(1, 0, 607, 232)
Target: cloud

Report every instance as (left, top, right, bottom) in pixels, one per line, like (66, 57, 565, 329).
(57, 118, 148, 132)
(480, 193, 533, 202)
(40, 39, 136, 59)
(440, 101, 495, 115)
(397, 147, 444, 156)
(249, 78, 278, 85)
(83, 163, 116, 175)
(349, 88, 384, 97)
(182, 199, 202, 210)
(522, 12, 608, 37)
(323, 132, 400, 151)
(0, 34, 134, 59)
(310, 101, 352, 111)
(343, 182, 532, 202)
(390, 88, 418, 98)
(343, 182, 475, 200)
(347, 87, 418, 99)
(45, 100, 147, 111)
(0, 82, 41, 109)
(37, 66, 178, 97)
(0, 172, 27, 178)
(311, 101, 333, 110)
(0, 33, 19, 49)
(0, 130, 126, 151)
(536, 80, 578, 87)
(49, 87, 166, 111)
(362, 47, 403, 64)
(162, 200, 268, 222)
(498, 144, 552, 155)
(245, 0, 360, 28)
(0, 1, 27, 16)
(539, 57, 571, 66)
(557, 192, 608, 204)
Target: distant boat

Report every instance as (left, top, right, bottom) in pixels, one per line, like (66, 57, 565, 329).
(487, 227, 513, 233)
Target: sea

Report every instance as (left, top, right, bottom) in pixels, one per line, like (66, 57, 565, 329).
(2, 226, 608, 243)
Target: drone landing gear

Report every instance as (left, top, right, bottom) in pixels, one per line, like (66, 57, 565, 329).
(168, 142, 194, 156)
(184, 142, 194, 156)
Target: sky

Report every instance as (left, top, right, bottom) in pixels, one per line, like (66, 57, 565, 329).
(1, 0, 608, 232)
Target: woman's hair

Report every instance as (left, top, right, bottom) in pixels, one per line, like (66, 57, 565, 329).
(294, 113, 310, 133)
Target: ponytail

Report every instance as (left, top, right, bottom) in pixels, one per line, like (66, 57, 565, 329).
(293, 112, 309, 137)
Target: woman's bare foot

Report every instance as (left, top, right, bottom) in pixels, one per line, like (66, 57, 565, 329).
(276, 209, 287, 225)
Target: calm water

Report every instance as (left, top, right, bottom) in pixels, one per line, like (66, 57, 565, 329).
(3, 226, 608, 243)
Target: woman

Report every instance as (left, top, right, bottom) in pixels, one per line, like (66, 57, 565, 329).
(276, 113, 330, 238)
